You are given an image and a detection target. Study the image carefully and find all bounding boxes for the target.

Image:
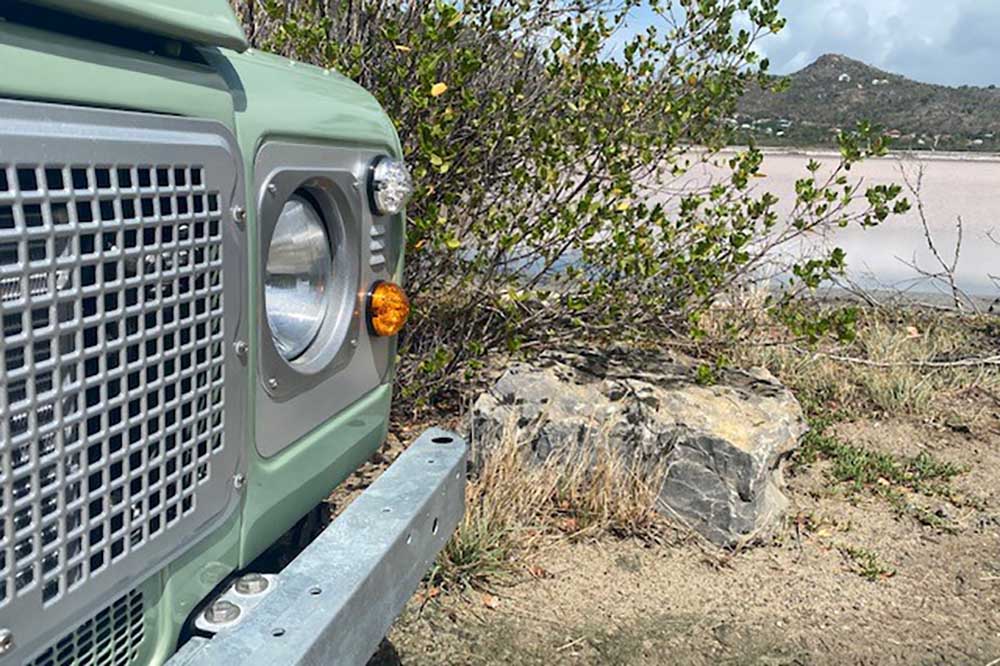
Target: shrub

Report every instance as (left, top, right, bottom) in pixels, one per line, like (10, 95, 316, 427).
(234, 0, 909, 411)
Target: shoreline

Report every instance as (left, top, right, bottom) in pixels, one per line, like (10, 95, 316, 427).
(716, 145, 1000, 163)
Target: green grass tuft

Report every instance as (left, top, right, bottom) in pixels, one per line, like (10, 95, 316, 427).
(838, 545, 895, 582)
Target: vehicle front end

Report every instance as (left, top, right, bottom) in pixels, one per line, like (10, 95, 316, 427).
(0, 2, 465, 664)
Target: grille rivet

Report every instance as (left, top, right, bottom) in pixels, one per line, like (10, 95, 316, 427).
(235, 573, 270, 595)
(231, 206, 247, 226)
(267, 183, 278, 196)
(0, 629, 13, 655)
(267, 377, 279, 390)
(234, 340, 248, 360)
(204, 599, 241, 625)
(233, 474, 246, 490)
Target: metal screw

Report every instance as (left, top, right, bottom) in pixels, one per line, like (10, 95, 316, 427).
(204, 599, 241, 625)
(0, 629, 14, 655)
(235, 573, 270, 595)
(232, 474, 246, 490)
(233, 340, 248, 360)
(349, 338, 358, 348)
(231, 206, 247, 226)
(267, 183, 278, 196)
(267, 377, 279, 390)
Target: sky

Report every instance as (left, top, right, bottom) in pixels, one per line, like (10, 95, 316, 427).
(753, 1, 1000, 86)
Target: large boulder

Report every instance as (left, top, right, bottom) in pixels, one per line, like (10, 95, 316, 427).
(469, 348, 806, 547)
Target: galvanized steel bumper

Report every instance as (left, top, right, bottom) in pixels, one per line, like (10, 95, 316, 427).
(167, 428, 467, 666)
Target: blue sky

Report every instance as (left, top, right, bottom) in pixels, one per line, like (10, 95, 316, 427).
(758, 1, 1000, 86)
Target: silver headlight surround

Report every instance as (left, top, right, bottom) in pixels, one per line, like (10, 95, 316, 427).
(367, 155, 413, 216)
(257, 171, 362, 398)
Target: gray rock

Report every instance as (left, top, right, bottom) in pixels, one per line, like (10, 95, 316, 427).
(469, 349, 806, 547)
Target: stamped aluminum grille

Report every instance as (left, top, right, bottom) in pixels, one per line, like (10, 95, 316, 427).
(0, 160, 226, 610)
(0, 98, 246, 663)
(26, 590, 145, 666)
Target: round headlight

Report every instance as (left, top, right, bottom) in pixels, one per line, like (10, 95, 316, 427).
(265, 194, 333, 361)
(368, 156, 413, 216)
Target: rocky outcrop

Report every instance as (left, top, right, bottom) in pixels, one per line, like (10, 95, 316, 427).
(470, 348, 806, 547)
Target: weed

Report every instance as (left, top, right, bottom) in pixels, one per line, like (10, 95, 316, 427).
(838, 544, 895, 581)
(796, 418, 965, 531)
(800, 427, 963, 492)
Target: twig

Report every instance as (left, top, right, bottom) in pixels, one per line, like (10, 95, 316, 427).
(790, 346, 1000, 368)
(898, 162, 980, 314)
(556, 636, 587, 652)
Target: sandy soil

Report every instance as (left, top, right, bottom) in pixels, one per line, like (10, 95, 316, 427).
(371, 406, 1000, 665)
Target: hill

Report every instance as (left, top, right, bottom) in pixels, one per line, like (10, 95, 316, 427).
(736, 53, 1000, 152)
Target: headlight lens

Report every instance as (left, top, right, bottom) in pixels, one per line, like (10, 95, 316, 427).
(368, 156, 413, 216)
(265, 194, 333, 361)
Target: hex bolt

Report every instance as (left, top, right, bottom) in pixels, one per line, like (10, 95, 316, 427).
(235, 573, 270, 595)
(0, 629, 14, 655)
(231, 205, 247, 226)
(204, 599, 241, 625)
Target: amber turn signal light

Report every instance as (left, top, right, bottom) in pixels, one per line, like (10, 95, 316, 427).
(367, 281, 410, 337)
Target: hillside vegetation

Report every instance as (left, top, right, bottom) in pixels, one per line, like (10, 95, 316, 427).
(738, 53, 1000, 152)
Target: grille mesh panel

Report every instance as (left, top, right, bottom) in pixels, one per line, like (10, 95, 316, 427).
(27, 590, 145, 666)
(0, 162, 226, 609)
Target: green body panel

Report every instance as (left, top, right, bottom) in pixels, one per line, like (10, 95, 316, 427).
(0, 20, 404, 666)
(29, 0, 249, 51)
(0, 21, 235, 124)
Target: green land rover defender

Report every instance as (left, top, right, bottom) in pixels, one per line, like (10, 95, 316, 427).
(0, 2, 467, 664)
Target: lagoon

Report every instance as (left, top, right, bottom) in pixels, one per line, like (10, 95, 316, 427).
(671, 149, 1000, 300)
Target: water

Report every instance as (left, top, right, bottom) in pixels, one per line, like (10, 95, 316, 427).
(670, 149, 1000, 301)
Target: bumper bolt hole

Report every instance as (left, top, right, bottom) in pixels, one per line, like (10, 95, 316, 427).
(309, 586, 322, 596)
(432, 517, 439, 534)
(431, 436, 453, 444)
(272, 628, 286, 638)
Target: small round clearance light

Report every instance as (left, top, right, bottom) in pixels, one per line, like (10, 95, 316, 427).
(367, 281, 410, 337)
(367, 156, 413, 216)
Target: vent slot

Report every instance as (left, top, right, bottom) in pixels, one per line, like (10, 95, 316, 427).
(26, 590, 145, 666)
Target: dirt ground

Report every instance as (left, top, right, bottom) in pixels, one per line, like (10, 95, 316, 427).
(371, 405, 1000, 665)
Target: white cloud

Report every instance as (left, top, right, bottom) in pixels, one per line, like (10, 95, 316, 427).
(756, 0, 1000, 86)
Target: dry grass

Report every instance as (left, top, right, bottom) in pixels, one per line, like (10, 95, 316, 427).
(432, 416, 667, 590)
(726, 306, 1000, 420)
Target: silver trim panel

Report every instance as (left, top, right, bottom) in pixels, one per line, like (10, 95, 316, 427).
(253, 142, 397, 457)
